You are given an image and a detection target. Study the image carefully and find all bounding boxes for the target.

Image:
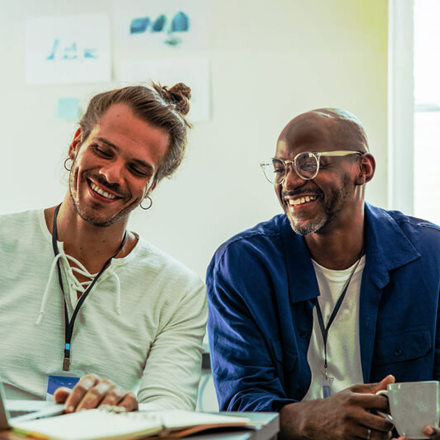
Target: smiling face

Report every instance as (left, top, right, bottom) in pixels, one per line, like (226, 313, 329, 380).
(67, 103, 169, 227)
(275, 110, 371, 236)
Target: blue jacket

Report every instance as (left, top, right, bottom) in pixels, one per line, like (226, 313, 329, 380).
(206, 204, 440, 412)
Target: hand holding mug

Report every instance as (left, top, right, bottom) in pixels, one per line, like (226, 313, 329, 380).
(377, 381, 440, 439)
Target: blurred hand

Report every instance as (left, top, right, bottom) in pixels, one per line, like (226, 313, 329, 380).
(54, 373, 138, 413)
(395, 425, 440, 440)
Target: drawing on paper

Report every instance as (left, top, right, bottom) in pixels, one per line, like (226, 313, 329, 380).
(26, 14, 111, 84)
(114, 0, 208, 51)
(46, 39, 98, 61)
(129, 11, 190, 46)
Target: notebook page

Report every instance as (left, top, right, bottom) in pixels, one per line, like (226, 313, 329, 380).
(154, 410, 251, 430)
(11, 409, 162, 440)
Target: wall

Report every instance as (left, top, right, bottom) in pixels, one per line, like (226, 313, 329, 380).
(0, 0, 388, 278)
(0, 0, 388, 410)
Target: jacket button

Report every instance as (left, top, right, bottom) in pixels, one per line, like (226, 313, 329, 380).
(299, 331, 307, 339)
(394, 348, 403, 357)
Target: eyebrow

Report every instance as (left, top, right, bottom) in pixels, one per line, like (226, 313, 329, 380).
(95, 137, 155, 173)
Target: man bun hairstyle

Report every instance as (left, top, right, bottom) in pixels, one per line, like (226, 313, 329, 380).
(79, 81, 192, 182)
(154, 82, 191, 116)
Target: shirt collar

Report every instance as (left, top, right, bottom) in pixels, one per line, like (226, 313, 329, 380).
(281, 203, 421, 303)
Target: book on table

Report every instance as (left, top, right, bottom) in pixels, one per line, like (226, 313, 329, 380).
(9, 408, 253, 440)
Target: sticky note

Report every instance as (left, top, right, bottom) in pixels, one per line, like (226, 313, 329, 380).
(56, 97, 79, 120)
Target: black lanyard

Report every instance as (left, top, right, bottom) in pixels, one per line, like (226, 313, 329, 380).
(315, 253, 363, 377)
(51, 204, 127, 371)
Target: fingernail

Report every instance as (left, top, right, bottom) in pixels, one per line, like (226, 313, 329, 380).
(82, 379, 94, 390)
(67, 406, 74, 413)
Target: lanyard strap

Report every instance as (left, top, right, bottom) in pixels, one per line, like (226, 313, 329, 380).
(315, 253, 363, 373)
(51, 204, 127, 371)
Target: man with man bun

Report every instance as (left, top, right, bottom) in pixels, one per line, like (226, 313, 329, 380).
(207, 108, 440, 439)
(0, 82, 207, 412)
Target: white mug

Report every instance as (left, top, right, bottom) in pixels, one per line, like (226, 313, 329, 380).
(377, 381, 440, 439)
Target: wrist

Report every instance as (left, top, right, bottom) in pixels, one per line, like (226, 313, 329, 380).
(280, 400, 318, 440)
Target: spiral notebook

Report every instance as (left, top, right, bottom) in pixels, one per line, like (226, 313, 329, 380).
(10, 408, 252, 440)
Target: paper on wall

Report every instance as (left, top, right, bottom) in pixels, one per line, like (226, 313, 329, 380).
(56, 97, 80, 120)
(113, 0, 210, 51)
(25, 14, 111, 85)
(119, 58, 210, 122)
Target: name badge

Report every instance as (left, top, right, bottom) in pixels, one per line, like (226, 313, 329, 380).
(46, 370, 82, 401)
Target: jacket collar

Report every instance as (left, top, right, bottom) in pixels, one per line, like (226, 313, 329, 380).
(363, 203, 420, 289)
(281, 203, 421, 303)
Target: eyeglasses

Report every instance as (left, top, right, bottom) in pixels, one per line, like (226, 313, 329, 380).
(259, 150, 363, 184)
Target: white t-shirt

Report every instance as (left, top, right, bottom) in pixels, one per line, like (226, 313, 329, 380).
(0, 209, 207, 410)
(302, 256, 366, 400)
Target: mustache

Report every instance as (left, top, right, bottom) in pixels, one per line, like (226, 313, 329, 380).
(282, 188, 323, 198)
(87, 174, 126, 198)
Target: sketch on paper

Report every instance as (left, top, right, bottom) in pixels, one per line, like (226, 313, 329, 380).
(46, 40, 98, 61)
(26, 14, 111, 84)
(128, 11, 190, 46)
(113, 0, 209, 50)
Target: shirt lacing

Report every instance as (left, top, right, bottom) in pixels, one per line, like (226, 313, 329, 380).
(36, 251, 122, 325)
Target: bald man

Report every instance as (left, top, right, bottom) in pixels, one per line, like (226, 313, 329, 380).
(207, 109, 440, 440)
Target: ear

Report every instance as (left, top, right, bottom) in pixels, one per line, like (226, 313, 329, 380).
(68, 128, 83, 160)
(355, 153, 375, 185)
(143, 180, 157, 200)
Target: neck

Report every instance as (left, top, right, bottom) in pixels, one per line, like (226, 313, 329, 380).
(304, 206, 365, 270)
(45, 194, 133, 273)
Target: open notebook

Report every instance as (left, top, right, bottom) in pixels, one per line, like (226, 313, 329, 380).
(10, 408, 252, 440)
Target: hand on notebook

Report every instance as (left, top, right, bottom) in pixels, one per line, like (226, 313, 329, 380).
(53, 374, 138, 413)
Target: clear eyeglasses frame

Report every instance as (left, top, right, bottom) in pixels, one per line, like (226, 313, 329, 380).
(259, 150, 363, 184)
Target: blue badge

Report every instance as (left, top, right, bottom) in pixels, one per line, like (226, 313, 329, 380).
(322, 384, 332, 398)
(47, 375, 80, 396)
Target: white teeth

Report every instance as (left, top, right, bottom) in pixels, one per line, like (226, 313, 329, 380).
(287, 195, 317, 207)
(90, 182, 116, 199)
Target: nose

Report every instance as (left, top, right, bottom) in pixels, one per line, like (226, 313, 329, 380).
(99, 160, 124, 185)
(282, 162, 306, 189)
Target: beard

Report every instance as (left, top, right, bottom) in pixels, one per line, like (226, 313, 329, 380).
(288, 211, 328, 236)
(287, 175, 354, 236)
(69, 167, 140, 227)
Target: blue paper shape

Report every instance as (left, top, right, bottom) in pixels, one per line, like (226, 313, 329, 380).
(130, 17, 150, 34)
(57, 98, 79, 120)
(152, 14, 166, 32)
(171, 12, 190, 32)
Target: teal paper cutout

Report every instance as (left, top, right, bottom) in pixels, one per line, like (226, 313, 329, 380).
(56, 98, 80, 120)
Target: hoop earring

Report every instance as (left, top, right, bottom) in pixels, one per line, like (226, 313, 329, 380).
(140, 196, 153, 210)
(64, 158, 72, 171)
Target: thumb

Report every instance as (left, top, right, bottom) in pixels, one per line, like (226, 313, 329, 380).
(53, 386, 72, 404)
(372, 374, 395, 393)
(352, 375, 395, 394)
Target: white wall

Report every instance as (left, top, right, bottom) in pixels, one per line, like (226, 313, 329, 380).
(0, 0, 388, 279)
(0, 0, 388, 413)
